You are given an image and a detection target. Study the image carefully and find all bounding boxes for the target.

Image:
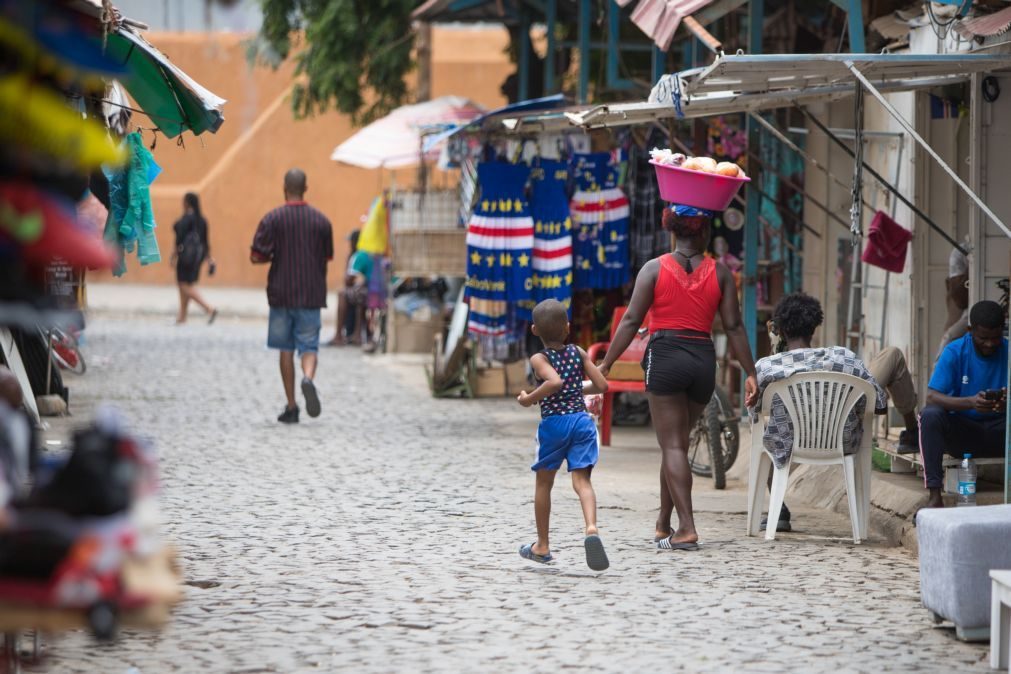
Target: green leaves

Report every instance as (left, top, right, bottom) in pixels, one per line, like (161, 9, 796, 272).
(255, 0, 416, 125)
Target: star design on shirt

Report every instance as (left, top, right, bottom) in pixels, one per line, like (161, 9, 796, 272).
(470, 251, 482, 266)
(517, 253, 530, 267)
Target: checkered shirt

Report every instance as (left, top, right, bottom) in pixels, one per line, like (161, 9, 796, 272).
(750, 347, 887, 468)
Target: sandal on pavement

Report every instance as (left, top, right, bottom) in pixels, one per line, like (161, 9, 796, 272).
(584, 534, 609, 571)
(301, 377, 321, 418)
(657, 535, 700, 551)
(519, 543, 554, 564)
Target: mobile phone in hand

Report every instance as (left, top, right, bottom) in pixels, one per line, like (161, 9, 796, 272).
(983, 389, 1004, 402)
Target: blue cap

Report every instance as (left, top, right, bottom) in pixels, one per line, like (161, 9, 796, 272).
(671, 204, 715, 218)
(964, 453, 972, 458)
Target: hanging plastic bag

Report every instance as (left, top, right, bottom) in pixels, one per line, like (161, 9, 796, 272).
(358, 196, 387, 255)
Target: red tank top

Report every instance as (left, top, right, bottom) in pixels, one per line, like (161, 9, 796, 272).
(648, 255, 722, 334)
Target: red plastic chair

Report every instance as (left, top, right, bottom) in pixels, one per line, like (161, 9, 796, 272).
(586, 307, 651, 446)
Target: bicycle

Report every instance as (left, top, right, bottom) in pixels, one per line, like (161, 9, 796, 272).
(687, 384, 740, 490)
(46, 326, 86, 375)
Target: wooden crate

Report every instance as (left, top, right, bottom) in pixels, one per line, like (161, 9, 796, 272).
(392, 229, 466, 277)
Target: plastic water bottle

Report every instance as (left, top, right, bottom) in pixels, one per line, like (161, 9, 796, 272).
(957, 454, 977, 507)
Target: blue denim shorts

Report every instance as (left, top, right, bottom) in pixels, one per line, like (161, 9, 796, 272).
(267, 308, 321, 355)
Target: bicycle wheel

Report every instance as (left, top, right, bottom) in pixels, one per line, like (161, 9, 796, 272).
(710, 385, 739, 471)
(50, 332, 86, 375)
(705, 399, 726, 489)
(687, 414, 712, 477)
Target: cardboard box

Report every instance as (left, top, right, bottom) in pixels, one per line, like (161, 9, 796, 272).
(391, 312, 444, 354)
(609, 361, 644, 381)
(473, 366, 506, 397)
(504, 360, 529, 396)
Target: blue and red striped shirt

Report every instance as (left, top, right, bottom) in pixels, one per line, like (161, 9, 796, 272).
(251, 202, 334, 308)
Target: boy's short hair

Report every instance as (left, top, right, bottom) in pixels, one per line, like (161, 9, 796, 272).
(532, 299, 568, 342)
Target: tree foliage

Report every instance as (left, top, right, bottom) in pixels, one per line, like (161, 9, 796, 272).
(255, 0, 416, 125)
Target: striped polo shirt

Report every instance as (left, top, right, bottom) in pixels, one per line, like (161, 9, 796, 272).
(251, 202, 334, 308)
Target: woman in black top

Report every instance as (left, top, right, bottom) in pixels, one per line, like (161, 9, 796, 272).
(172, 192, 218, 324)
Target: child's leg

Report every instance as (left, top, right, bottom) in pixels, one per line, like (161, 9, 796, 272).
(570, 468, 598, 536)
(533, 470, 556, 555)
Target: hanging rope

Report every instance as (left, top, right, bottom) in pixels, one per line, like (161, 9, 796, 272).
(850, 84, 865, 247)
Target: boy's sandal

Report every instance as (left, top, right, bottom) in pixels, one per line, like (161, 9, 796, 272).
(657, 535, 700, 551)
(519, 543, 554, 564)
(584, 534, 610, 571)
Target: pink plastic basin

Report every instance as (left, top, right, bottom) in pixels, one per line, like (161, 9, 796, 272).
(650, 160, 751, 211)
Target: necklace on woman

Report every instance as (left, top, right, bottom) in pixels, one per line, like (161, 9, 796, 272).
(674, 247, 701, 272)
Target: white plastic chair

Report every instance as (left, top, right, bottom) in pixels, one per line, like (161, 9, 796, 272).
(746, 372, 876, 544)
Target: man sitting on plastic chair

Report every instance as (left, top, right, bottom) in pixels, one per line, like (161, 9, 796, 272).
(751, 293, 888, 533)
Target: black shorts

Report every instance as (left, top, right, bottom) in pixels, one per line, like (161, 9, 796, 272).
(641, 331, 717, 404)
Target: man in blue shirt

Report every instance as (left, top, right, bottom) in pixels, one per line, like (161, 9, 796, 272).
(921, 300, 1008, 508)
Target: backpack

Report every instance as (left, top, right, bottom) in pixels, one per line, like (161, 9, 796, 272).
(177, 218, 205, 268)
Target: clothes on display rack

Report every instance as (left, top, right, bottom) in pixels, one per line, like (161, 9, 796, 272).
(465, 161, 534, 336)
(527, 158, 573, 314)
(569, 153, 630, 290)
(627, 128, 673, 270)
(103, 131, 162, 277)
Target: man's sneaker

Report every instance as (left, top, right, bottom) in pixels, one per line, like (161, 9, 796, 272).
(897, 429, 919, 454)
(277, 406, 299, 424)
(301, 377, 321, 418)
(760, 506, 792, 532)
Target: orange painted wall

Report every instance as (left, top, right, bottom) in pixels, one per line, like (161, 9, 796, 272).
(98, 26, 513, 288)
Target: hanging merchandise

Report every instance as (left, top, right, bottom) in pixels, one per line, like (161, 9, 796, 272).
(0, 183, 116, 270)
(358, 195, 388, 255)
(526, 158, 573, 313)
(465, 161, 534, 336)
(861, 210, 913, 274)
(569, 153, 630, 290)
(627, 127, 672, 271)
(103, 131, 162, 276)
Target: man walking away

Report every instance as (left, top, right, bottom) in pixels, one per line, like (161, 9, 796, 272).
(250, 169, 334, 423)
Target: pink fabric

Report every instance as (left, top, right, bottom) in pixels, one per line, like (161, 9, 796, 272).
(862, 210, 913, 274)
(631, 0, 665, 38)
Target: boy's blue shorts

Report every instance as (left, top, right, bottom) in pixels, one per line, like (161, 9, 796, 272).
(532, 412, 599, 472)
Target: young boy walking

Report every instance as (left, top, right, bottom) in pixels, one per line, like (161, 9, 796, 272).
(517, 299, 610, 571)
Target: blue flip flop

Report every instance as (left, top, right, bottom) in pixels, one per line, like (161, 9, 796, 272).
(584, 534, 609, 571)
(519, 543, 554, 564)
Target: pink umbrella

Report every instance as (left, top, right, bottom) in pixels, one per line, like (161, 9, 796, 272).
(331, 95, 485, 169)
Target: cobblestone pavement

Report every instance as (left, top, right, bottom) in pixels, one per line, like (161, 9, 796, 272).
(30, 316, 991, 673)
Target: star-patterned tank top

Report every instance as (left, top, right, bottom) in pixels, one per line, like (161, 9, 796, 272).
(538, 344, 587, 418)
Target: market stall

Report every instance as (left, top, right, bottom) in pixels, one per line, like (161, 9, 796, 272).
(0, 0, 226, 661)
(428, 51, 1011, 500)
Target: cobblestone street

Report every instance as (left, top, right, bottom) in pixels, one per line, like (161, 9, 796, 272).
(34, 316, 992, 673)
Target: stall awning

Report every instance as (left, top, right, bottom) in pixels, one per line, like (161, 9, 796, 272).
(105, 29, 226, 138)
(551, 53, 1011, 129)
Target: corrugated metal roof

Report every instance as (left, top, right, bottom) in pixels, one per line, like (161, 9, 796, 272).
(955, 5, 1011, 39)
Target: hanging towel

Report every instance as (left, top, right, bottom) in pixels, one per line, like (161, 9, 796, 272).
(861, 210, 912, 274)
(569, 152, 630, 290)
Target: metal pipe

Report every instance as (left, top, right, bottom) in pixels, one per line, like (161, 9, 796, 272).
(795, 103, 969, 255)
(578, 0, 590, 104)
(845, 62, 1011, 241)
(747, 151, 846, 233)
(545, 0, 556, 93)
(748, 111, 873, 211)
